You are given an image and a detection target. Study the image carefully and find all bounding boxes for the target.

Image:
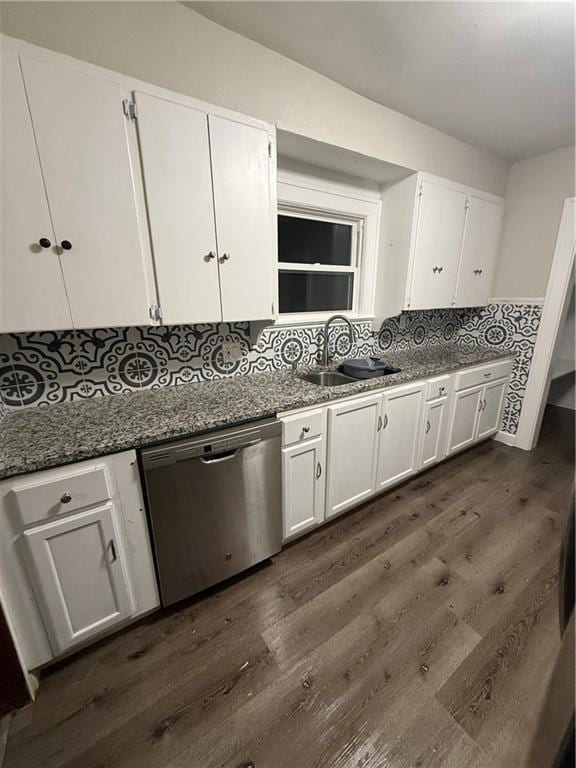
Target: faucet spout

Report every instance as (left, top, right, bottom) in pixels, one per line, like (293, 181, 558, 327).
(322, 314, 355, 368)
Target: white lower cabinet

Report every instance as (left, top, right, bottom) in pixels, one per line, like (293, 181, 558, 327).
(282, 436, 325, 540)
(376, 382, 425, 490)
(420, 396, 449, 469)
(22, 504, 134, 653)
(477, 378, 508, 440)
(446, 385, 484, 455)
(0, 451, 159, 670)
(326, 394, 381, 519)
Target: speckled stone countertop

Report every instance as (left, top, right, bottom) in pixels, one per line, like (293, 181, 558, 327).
(0, 343, 515, 480)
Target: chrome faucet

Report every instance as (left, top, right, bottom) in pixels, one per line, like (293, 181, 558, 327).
(322, 314, 355, 368)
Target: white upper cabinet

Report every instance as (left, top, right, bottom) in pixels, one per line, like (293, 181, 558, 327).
(209, 115, 276, 322)
(379, 173, 504, 317)
(408, 181, 467, 310)
(0, 50, 72, 333)
(134, 92, 221, 325)
(20, 56, 155, 329)
(454, 196, 503, 308)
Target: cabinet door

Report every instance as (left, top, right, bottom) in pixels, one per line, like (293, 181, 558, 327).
(209, 115, 275, 321)
(0, 51, 72, 332)
(282, 436, 325, 540)
(446, 385, 483, 456)
(376, 382, 425, 490)
(134, 92, 222, 325)
(420, 397, 449, 470)
(20, 56, 155, 328)
(326, 394, 381, 519)
(408, 181, 467, 310)
(477, 378, 508, 440)
(455, 197, 503, 308)
(22, 504, 133, 654)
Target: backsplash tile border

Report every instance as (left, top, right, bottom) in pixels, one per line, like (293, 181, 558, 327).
(0, 303, 542, 436)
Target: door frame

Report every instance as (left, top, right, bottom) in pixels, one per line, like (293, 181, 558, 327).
(515, 198, 575, 450)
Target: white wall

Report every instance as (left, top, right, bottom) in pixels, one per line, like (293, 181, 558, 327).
(0, 1, 508, 195)
(493, 145, 575, 299)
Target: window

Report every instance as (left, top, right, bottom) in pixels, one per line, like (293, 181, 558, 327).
(277, 210, 362, 316)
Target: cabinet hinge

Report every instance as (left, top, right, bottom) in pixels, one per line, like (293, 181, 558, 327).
(122, 99, 138, 121)
(149, 304, 162, 322)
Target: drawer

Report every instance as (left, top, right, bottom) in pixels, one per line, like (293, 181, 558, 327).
(455, 358, 514, 392)
(12, 464, 112, 527)
(426, 375, 451, 401)
(282, 409, 325, 446)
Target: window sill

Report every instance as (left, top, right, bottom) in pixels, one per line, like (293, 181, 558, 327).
(271, 313, 376, 330)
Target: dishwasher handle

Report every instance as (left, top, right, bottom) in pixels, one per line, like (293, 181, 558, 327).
(199, 438, 260, 464)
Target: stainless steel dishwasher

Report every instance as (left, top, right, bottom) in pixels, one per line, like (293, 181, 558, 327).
(140, 418, 282, 606)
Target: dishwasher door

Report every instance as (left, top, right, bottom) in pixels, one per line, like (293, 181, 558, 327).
(140, 419, 282, 606)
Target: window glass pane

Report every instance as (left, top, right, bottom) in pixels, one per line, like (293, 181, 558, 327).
(278, 215, 353, 266)
(279, 271, 354, 314)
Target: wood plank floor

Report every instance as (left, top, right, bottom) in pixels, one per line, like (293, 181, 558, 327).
(4, 405, 574, 768)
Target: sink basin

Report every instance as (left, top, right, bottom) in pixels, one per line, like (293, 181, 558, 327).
(300, 370, 356, 387)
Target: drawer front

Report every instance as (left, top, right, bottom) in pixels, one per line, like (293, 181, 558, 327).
(12, 464, 112, 527)
(426, 375, 451, 401)
(455, 359, 514, 391)
(282, 409, 325, 446)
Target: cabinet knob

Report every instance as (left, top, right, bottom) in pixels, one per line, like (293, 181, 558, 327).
(439, 386, 446, 394)
(302, 426, 310, 434)
(39, 237, 51, 249)
(438, 266, 443, 273)
(220, 253, 231, 262)
(60, 492, 72, 504)
(60, 240, 72, 251)
(206, 251, 216, 261)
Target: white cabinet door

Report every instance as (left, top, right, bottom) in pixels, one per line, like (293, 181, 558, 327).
(209, 115, 275, 322)
(326, 394, 381, 519)
(477, 378, 507, 440)
(446, 385, 483, 456)
(134, 92, 222, 325)
(20, 56, 155, 329)
(420, 397, 449, 469)
(22, 504, 133, 654)
(0, 51, 72, 332)
(455, 197, 503, 308)
(282, 436, 325, 540)
(376, 382, 425, 490)
(408, 181, 467, 310)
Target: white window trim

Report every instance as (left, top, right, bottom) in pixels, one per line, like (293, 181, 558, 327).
(275, 170, 381, 327)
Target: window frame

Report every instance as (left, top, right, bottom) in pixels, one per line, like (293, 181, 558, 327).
(277, 206, 363, 317)
(275, 170, 381, 328)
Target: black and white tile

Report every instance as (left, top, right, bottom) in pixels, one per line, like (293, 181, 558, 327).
(0, 305, 541, 436)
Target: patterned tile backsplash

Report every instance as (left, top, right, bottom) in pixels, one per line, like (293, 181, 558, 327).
(0, 304, 542, 435)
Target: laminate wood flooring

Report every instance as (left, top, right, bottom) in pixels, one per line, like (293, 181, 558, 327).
(4, 405, 574, 768)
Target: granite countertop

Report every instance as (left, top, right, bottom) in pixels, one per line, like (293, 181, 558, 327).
(0, 343, 515, 480)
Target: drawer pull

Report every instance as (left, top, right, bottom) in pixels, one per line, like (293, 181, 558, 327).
(484, 372, 492, 378)
(439, 386, 446, 394)
(60, 492, 72, 504)
(302, 426, 310, 434)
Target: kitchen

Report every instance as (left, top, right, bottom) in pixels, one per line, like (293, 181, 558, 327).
(0, 3, 574, 767)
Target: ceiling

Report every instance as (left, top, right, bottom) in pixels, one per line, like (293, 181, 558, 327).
(187, 1, 575, 162)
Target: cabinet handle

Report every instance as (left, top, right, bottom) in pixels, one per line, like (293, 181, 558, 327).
(60, 240, 72, 251)
(439, 386, 446, 395)
(383, 414, 388, 430)
(377, 415, 382, 431)
(426, 420, 431, 434)
(220, 253, 231, 262)
(108, 539, 117, 563)
(316, 462, 322, 479)
(60, 492, 72, 504)
(483, 398, 487, 410)
(206, 251, 216, 260)
(39, 237, 51, 249)
(432, 266, 438, 274)
(484, 372, 492, 378)
(302, 426, 310, 434)
(438, 266, 443, 273)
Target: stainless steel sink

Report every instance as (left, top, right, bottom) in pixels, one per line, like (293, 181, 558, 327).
(300, 370, 356, 387)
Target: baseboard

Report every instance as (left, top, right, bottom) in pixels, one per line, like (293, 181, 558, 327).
(493, 430, 517, 447)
